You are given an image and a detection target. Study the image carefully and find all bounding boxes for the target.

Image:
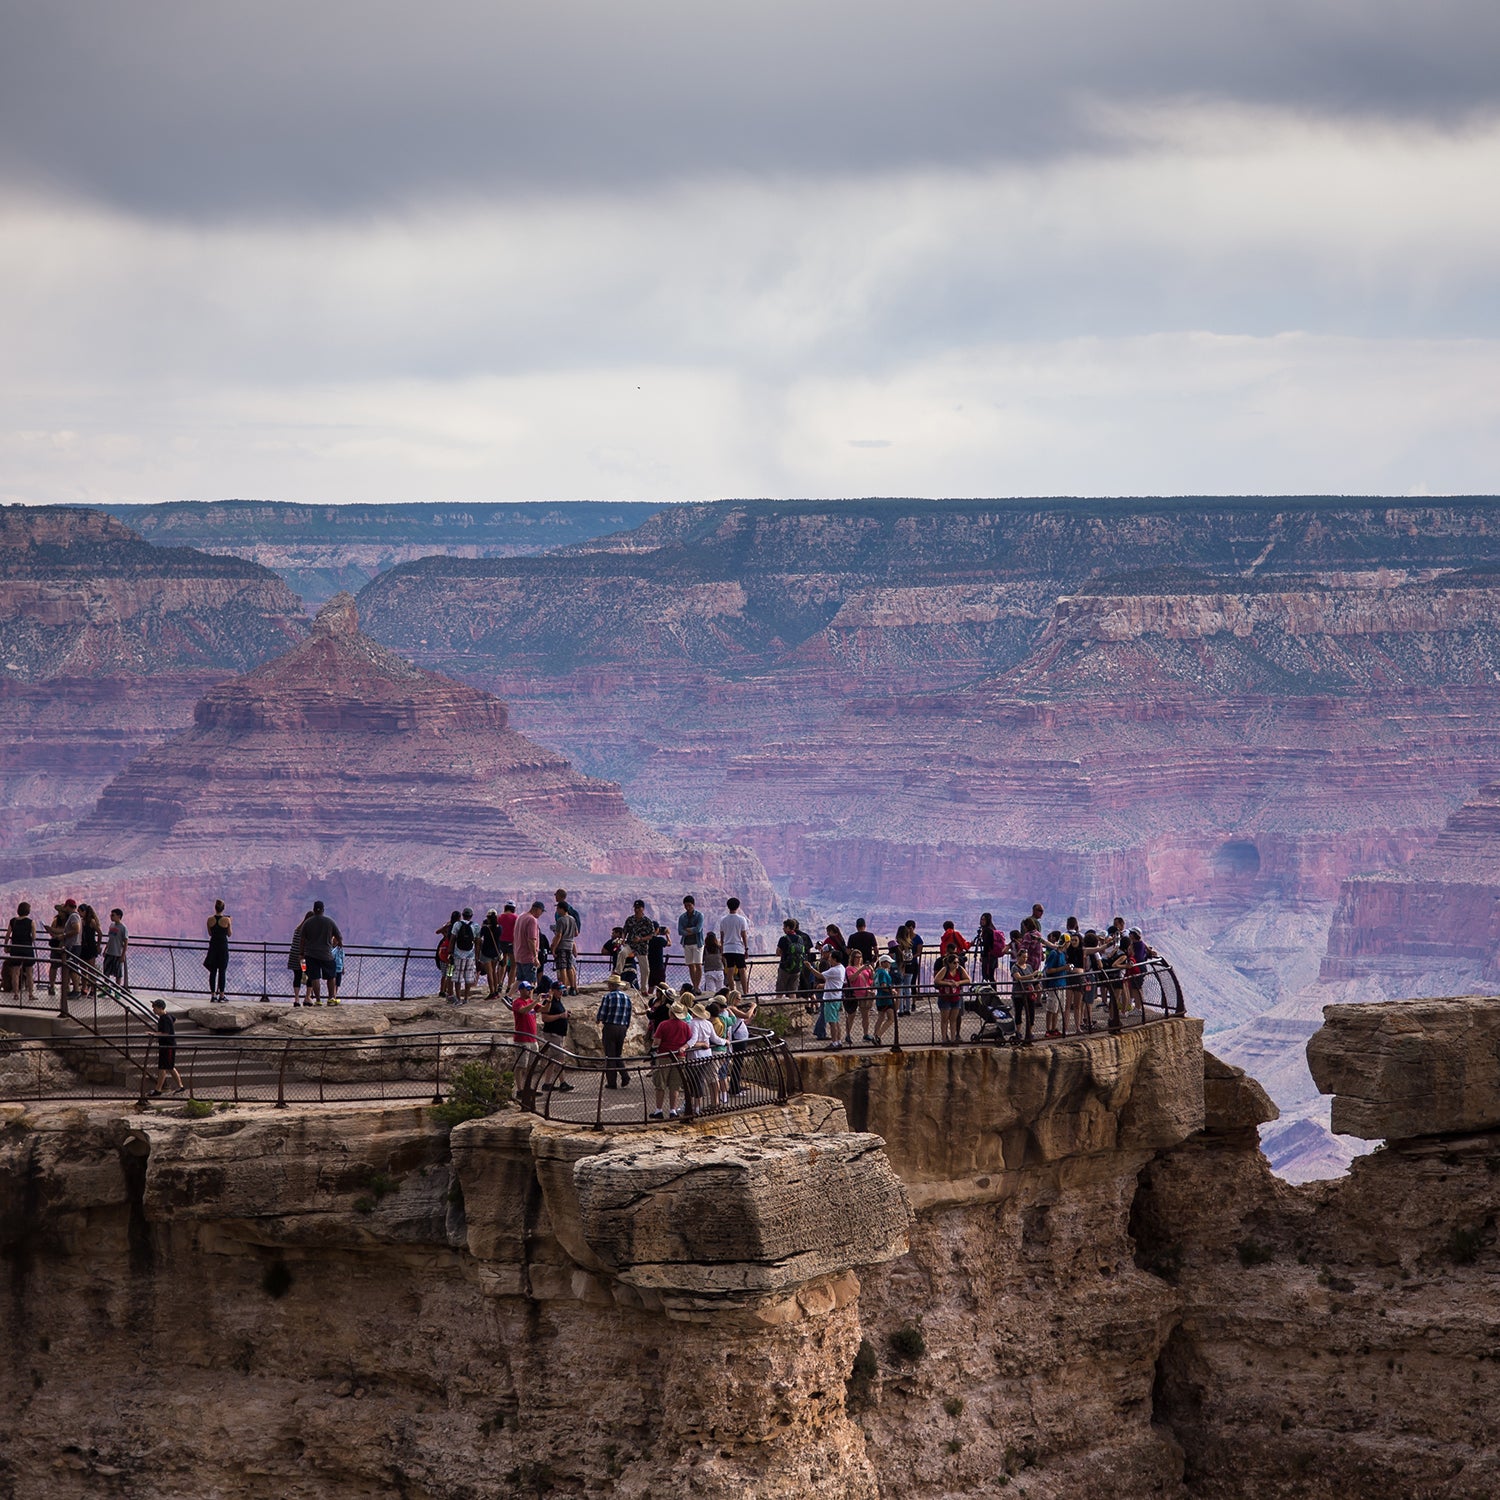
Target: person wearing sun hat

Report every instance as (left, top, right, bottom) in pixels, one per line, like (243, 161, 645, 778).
(649, 1000, 694, 1119)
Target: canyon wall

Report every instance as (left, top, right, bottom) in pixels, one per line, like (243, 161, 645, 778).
(0, 506, 308, 846)
(5, 1003, 1499, 1497)
(105, 500, 659, 604)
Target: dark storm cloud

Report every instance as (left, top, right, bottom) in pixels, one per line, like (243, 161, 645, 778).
(2, 0, 1498, 219)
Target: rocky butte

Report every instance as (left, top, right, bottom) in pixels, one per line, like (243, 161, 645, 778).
(3, 999, 1499, 1496)
(0, 505, 308, 848)
(0, 593, 775, 944)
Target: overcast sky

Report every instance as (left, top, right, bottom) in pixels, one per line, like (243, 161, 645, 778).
(3, 1, 1500, 504)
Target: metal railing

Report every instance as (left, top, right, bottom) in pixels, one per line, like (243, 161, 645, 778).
(744, 955, 1185, 1053)
(513, 1030, 801, 1129)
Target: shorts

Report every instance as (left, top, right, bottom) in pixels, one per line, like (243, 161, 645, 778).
(822, 1000, 844, 1026)
(305, 958, 337, 984)
(498, 942, 514, 957)
(516, 962, 538, 985)
(842, 997, 858, 1014)
(875, 995, 894, 1010)
(722, 953, 747, 974)
(554, 946, 575, 965)
(103, 954, 123, 979)
(937, 998, 962, 1011)
(682, 944, 703, 965)
(158, 1048, 176, 1069)
(452, 951, 476, 983)
(653, 1060, 686, 1093)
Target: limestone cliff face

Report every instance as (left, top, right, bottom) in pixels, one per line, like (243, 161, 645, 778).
(2, 594, 779, 943)
(1135, 1000, 1500, 1500)
(5, 1010, 1499, 1497)
(0, 506, 309, 847)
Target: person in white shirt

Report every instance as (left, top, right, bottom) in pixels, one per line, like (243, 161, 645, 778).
(818, 958, 847, 1050)
(719, 897, 751, 995)
(687, 1001, 719, 1112)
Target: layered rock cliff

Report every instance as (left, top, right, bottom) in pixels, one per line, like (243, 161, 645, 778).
(0, 506, 309, 846)
(5, 1002, 1498, 1498)
(1, 593, 776, 944)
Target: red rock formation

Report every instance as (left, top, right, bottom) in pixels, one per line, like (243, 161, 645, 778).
(3, 594, 776, 944)
(0, 506, 309, 844)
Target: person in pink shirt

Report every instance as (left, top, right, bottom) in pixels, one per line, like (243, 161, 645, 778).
(513, 900, 544, 987)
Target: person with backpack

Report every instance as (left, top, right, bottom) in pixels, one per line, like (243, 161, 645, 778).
(975, 912, 1005, 984)
(449, 907, 479, 1003)
(435, 910, 459, 999)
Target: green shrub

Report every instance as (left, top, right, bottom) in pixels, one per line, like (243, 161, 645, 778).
(943, 1396, 965, 1418)
(353, 1196, 377, 1215)
(945, 1438, 963, 1455)
(179, 1098, 214, 1119)
(760, 1008, 793, 1037)
(433, 1062, 513, 1126)
(1236, 1239, 1274, 1267)
(888, 1324, 926, 1362)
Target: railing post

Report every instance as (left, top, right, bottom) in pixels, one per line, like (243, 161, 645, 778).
(400, 949, 410, 1002)
(260, 944, 269, 1005)
(168, 946, 177, 993)
(1170, 964, 1185, 1017)
(890, 997, 902, 1053)
(433, 1036, 443, 1104)
(276, 1041, 290, 1107)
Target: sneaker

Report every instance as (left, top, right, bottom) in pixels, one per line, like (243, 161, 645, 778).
(863, 1034, 876, 1045)
(292, 1000, 302, 1008)
(329, 998, 341, 1005)
(668, 1108, 682, 1118)
(555, 1083, 574, 1093)
(649, 1110, 665, 1119)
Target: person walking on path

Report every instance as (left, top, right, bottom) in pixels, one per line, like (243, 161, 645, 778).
(149, 999, 185, 1095)
(597, 976, 633, 1089)
(719, 898, 750, 994)
(678, 896, 705, 989)
(300, 900, 344, 1006)
(204, 900, 232, 1002)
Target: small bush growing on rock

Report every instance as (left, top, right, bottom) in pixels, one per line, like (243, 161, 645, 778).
(888, 1324, 926, 1362)
(433, 1062, 512, 1127)
(178, 1099, 214, 1119)
(945, 1439, 964, 1455)
(1236, 1239, 1274, 1267)
(943, 1396, 965, 1418)
(760, 1008, 793, 1037)
(262, 1261, 294, 1299)
(1449, 1226, 1484, 1265)
(353, 1196, 377, 1215)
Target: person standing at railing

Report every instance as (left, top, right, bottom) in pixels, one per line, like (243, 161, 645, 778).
(1009, 930, 1037, 1046)
(510, 978, 540, 1051)
(288, 910, 312, 1006)
(57, 899, 83, 1013)
(647, 923, 669, 992)
(725, 988, 753, 1094)
(678, 895, 705, 989)
(103, 908, 128, 989)
(551, 899, 580, 996)
(700, 931, 725, 996)
(934, 950, 969, 1044)
(903, 923, 925, 1016)
(718, 898, 751, 996)
(513, 901, 544, 989)
(622, 901, 654, 992)
(975, 913, 1004, 985)
(497, 903, 518, 997)
(873, 954, 897, 1044)
(597, 976, 633, 1089)
(300, 900, 344, 1006)
(848, 919, 878, 966)
(774, 919, 803, 998)
(479, 910, 504, 999)
(449, 908, 479, 1004)
(204, 900, 232, 1003)
(845, 950, 876, 1046)
(5, 901, 37, 1004)
(649, 1000, 693, 1119)
(78, 905, 102, 997)
(816, 954, 847, 1051)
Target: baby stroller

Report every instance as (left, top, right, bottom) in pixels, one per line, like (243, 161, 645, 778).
(965, 985, 1016, 1043)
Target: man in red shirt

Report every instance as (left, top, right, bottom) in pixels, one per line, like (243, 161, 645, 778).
(496, 902, 518, 996)
(939, 921, 971, 959)
(650, 1001, 695, 1120)
(513, 901, 544, 988)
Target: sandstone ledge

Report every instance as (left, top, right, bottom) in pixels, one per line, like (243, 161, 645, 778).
(1307, 996, 1500, 1140)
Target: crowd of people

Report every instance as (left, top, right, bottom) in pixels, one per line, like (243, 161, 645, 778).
(3, 889, 1159, 1061)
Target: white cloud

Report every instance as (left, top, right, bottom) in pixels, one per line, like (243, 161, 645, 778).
(2, 106, 1498, 502)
